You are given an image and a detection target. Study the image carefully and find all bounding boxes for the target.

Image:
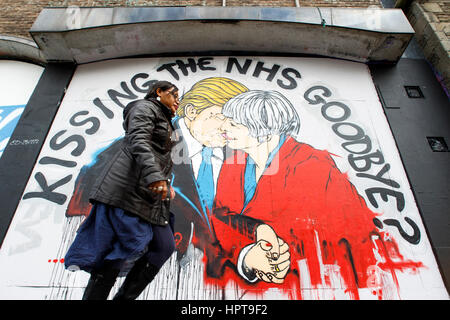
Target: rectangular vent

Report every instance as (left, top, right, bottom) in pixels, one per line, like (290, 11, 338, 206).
(427, 137, 449, 152)
(405, 86, 424, 98)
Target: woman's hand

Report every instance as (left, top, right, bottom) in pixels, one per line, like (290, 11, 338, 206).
(148, 180, 169, 199)
(148, 181, 176, 200)
(243, 224, 290, 283)
(169, 186, 176, 200)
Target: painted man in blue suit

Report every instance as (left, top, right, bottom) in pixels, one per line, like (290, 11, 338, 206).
(170, 77, 248, 262)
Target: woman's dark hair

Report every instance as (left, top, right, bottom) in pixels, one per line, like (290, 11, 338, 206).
(145, 80, 178, 100)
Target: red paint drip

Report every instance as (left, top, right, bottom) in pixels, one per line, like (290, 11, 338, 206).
(174, 232, 183, 247)
(48, 258, 65, 264)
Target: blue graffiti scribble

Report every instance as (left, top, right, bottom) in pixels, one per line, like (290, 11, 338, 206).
(0, 104, 26, 157)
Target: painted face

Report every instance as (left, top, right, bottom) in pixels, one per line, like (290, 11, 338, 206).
(189, 105, 227, 148)
(221, 117, 260, 150)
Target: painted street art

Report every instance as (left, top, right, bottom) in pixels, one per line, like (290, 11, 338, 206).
(0, 104, 26, 157)
(0, 57, 447, 300)
(0, 60, 44, 159)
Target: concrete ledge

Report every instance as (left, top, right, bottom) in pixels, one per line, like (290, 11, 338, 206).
(29, 6, 414, 64)
(0, 35, 46, 65)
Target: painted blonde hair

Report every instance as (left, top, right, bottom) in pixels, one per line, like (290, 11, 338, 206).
(177, 77, 248, 117)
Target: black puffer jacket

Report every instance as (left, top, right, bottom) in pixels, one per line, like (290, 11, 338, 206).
(89, 98, 174, 226)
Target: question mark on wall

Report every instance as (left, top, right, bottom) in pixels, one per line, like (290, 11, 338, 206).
(383, 217, 421, 245)
(65, 5, 81, 30)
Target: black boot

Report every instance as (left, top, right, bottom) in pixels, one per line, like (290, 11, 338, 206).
(113, 257, 160, 300)
(82, 261, 120, 300)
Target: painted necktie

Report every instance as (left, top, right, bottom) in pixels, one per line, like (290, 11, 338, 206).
(196, 146, 214, 212)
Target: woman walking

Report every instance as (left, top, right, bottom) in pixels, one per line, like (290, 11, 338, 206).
(64, 80, 179, 300)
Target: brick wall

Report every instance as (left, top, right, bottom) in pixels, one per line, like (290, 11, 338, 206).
(408, 0, 450, 93)
(1, 0, 381, 39)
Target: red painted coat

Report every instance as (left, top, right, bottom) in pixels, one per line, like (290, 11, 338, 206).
(208, 137, 412, 298)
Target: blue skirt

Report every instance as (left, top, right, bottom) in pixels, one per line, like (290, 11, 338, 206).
(64, 201, 174, 275)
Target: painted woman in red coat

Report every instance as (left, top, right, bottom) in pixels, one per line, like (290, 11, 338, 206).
(208, 90, 421, 299)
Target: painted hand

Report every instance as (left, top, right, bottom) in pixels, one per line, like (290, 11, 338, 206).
(243, 224, 290, 283)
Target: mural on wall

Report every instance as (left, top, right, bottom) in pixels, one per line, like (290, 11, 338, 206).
(0, 104, 25, 157)
(0, 60, 44, 159)
(0, 57, 447, 300)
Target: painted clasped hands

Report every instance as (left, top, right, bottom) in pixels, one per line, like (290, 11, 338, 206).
(243, 224, 290, 283)
(148, 180, 176, 200)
